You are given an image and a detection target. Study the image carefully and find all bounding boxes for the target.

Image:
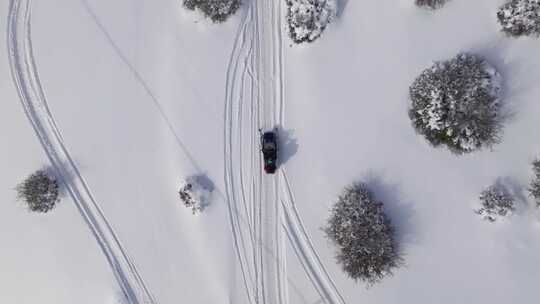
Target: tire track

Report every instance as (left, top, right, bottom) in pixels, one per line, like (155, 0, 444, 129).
(223, 4, 258, 304)
(7, 0, 156, 303)
(280, 170, 345, 304)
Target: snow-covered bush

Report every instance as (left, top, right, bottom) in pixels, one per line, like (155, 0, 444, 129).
(178, 175, 213, 214)
(16, 169, 60, 213)
(286, 0, 337, 43)
(497, 0, 540, 37)
(409, 53, 503, 154)
(324, 183, 402, 285)
(475, 183, 515, 222)
(183, 0, 240, 23)
(415, 0, 449, 9)
(528, 159, 540, 207)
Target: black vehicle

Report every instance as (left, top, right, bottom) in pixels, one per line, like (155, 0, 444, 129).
(260, 130, 278, 174)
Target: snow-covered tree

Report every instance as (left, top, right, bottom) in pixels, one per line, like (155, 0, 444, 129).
(178, 175, 213, 214)
(415, 0, 449, 9)
(286, 0, 337, 44)
(324, 183, 402, 285)
(528, 159, 540, 207)
(475, 183, 515, 222)
(497, 0, 540, 37)
(409, 53, 503, 154)
(16, 169, 60, 213)
(183, 0, 240, 23)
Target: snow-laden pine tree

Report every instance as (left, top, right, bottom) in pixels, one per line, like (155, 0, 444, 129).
(528, 159, 540, 207)
(497, 0, 540, 37)
(475, 183, 515, 222)
(409, 53, 503, 154)
(178, 176, 212, 214)
(286, 0, 336, 43)
(183, 0, 240, 23)
(16, 169, 60, 213)
(324, 183, 402, 285)
(415, 0, 449, 9)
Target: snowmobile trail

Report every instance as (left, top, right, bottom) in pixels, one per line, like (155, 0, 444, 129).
(7, 0, 156, 303)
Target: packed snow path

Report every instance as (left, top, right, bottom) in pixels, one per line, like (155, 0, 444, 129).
(7, 0, 157, 303)
(224, 1, 345, 303)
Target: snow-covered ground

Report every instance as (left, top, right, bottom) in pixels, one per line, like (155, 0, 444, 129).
(2, 0, 540, 303)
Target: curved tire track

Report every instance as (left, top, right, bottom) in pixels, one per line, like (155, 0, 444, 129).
(280, 170, 345, 304)
(7, 1, 156, 303)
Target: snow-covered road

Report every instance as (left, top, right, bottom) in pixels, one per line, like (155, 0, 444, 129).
(223, 1, 345, 303)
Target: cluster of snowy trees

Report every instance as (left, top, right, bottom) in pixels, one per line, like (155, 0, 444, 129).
(409, 53, 503, 154)
(182, 0, 240, 22)
(415, 0, 449, 9)
(286, 0, 337, 44)
(16, 169, 60, 213)
(497, 0, 540, 37)
(324, 183, 402, 285)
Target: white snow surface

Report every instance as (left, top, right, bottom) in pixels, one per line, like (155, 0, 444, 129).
(2, 0, 540, 304)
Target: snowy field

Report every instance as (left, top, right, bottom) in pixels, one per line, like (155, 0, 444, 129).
(2, 0, 540, 303)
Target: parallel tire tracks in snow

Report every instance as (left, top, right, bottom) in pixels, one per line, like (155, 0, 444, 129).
(280, 170, 346, 304)
(224, 4, 258, 303)
(224, 1, 347, 304)
(7, 1, 156, 303)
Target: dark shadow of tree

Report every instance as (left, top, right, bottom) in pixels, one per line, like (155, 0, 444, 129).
(492, 176, 528, 215)
(363, 173, 420, 246)
(336, 0, 349, 18)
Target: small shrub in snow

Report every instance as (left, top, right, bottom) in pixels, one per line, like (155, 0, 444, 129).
(178, 176, 212, 214)
(475, 183, 515, 222)
(415, 0, 449, 9)
(409, 53, 503, 154)
(497, 0, 540, 37)
(16, 169, 60, 213)
(528, 159, 540, 207)
(183, 0, 240, 23)
(286, 0, 336, 44)
(324, 183, 402, 285)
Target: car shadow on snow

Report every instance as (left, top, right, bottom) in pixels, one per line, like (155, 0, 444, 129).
(277, 127, 299, 167)
(363, 173, 420, 247)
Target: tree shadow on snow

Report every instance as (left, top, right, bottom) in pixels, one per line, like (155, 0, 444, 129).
(363, 173, 420, 247)
(336, 0, 349, 18)
(492, 176, 529, 215)
(470, 39, 540, 124)
(187, 173, 216, 193)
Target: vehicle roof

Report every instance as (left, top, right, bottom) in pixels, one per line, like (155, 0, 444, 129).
(262, 132, 275, 140)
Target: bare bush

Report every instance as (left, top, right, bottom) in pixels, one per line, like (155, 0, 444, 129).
(528, 159, 540, 207)
(409, 53, 503, 154)
(497, 0, 540, 37)
(324, 183, 402, 285)
(183, 0, 240, 23)
(178, 175, 213, 214)
(475, 183, 515, 222)
(16, 169, 60, 213)
(415, 0, 449, 9)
